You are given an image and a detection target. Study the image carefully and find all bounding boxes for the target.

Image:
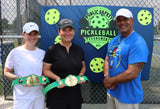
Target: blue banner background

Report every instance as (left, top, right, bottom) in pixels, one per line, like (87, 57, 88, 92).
(40, 6, 153, 82)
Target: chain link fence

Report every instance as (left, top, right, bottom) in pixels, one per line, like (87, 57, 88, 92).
(0, 0, 160, 109)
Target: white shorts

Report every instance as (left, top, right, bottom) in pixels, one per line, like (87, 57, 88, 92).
(106, 93, 139, 109)
(13, 96, 45, 109)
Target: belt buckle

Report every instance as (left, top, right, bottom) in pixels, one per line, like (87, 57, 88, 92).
(26, 74, 40, 86)
(65, 75, 78, 87)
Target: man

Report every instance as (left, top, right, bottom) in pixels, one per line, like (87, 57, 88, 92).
(103, 8, 149, 109)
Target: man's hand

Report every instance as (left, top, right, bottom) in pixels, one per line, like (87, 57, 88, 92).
(103, 76, 117, 90)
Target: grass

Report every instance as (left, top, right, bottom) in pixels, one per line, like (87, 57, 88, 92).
(0, 82, 4, 95)
(0, 65, 4, 95)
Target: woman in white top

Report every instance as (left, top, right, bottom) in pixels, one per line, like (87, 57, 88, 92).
(4, 22, 45, 109)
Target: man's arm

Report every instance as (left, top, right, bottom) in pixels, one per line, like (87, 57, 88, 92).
(109, 62, 145, 85)
(103, 56, 109, 77)
(103, 56, 117, 89)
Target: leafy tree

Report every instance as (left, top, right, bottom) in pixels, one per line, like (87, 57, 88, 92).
(2, 18, 9, 29)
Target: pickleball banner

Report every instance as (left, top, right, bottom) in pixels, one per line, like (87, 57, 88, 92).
(40, 6, 153, 82)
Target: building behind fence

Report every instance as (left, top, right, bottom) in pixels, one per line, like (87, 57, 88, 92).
(0, 0, 160, 109)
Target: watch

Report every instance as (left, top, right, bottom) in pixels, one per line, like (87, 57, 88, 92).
(42, 74, 89, 95)
(12, 74, 49, 89)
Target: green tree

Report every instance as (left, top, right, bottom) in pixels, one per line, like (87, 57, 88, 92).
(10, 18, 17, 31)
(2, 18, 9, 29)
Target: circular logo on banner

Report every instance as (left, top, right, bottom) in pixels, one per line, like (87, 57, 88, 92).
(45, 9, 60, 25)
(89, 57, 104, 73)
(137, 9, 152, 25)
(90, 15, 109, 28)
(54, 35, 61, 44)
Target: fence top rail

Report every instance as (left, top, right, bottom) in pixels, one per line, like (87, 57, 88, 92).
(154, 36, 160, 40)
(0, 35, 41, 39)
(0, 35, 159, 40)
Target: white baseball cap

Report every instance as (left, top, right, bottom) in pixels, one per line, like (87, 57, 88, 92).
(114, 8, 133, 20)
(23, 22, 39, 33)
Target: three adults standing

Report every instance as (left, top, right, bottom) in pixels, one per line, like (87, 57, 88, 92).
(4, 7, 149, 109)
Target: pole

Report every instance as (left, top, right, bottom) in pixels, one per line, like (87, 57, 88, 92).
(17, 0, 22, 35)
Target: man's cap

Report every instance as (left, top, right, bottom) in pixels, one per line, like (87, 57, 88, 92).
(23, 22, 39, 33)
(114, 8, 133, 20)
(59, 19, 74, 29)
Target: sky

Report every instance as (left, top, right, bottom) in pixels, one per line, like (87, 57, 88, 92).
(1, 0, 17, 24)
(1, 0, 160, 25)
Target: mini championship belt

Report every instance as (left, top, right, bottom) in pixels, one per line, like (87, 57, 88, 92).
(42, 75, 89, 95)
(12, 74, 49, 89)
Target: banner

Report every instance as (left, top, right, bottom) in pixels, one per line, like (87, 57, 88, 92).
(40, 6, 153, 82)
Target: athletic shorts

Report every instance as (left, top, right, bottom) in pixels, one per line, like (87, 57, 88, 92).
(106, 93, 139, 109)
(13, 96, 45, 109)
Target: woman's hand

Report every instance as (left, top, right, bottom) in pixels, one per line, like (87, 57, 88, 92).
(78, 80, 86, 84)
(56, 77, 65, 88)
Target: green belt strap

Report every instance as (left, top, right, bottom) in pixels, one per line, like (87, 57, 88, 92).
(42, 74, 89, 95)
(12, 74, 49, 89)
